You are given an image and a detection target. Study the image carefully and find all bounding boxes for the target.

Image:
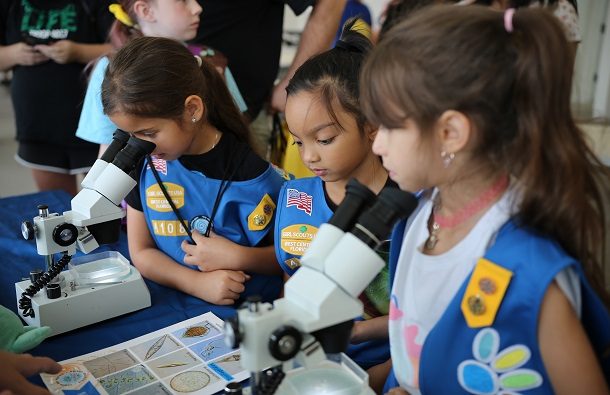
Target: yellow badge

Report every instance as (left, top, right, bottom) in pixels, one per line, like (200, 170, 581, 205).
(461, 258, 512, 328)
(248, 194, 276, 231)
(146, 183, 185, 212)
(280, 224, 318, 255)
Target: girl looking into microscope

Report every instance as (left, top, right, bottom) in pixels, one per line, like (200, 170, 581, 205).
(102, 36, 285, 306)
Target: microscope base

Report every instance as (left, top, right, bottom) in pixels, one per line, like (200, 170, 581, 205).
(276, 355, 375, 395)
(15, 252, 151, 336)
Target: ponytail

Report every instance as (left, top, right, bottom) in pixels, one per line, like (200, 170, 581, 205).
(195, 56, 252, 146)
(507, 9, 610, 306)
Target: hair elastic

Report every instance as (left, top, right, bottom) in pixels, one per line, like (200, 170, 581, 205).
(504, 8, 516, 33)
(109, 4, 135, 27)
(194, 55, 203, 67)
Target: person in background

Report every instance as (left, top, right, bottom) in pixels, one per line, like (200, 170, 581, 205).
(103, 37, 286, 306)
(456, 0, 580, 52)
(279, 20, 394, 392)
(76, 0, 247, 157)
(361, 5, 610, 394)
(192, 0, 346, 157)
(0, 0, 113, 196)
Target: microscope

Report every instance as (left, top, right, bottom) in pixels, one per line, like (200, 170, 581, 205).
(15, 130, 156, 336)
(225, 180, 418, 394)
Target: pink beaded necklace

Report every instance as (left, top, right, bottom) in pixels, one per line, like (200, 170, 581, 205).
(425, 175, 510, 250)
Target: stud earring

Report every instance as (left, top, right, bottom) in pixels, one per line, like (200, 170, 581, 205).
(441, 151, 455, 168)
(192, 117, 197, 123)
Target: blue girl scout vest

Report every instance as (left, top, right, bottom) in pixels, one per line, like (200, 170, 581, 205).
(274, 176, 391, 369)
(140, 158, 286, 302)
(385, 219, 610, 394)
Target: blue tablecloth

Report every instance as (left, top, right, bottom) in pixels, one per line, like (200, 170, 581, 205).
(0, 190, 247, 364)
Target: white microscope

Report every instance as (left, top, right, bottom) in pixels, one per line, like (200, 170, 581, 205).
(16, 130, 156, 336)
(224, 180, 418, 394)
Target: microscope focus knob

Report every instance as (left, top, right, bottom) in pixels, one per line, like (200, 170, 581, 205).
(269, 326, 302, 361)
(224, 316, 242, 349)
(52, 223, 78, 247)
(21, 221, 36, 240)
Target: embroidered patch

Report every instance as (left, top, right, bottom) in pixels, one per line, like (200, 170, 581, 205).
(286, 188, 313, 215)
(146, 183, 185, 212)
(280, 224, 318, 255)
(147, 157, 168, 175)
(458, 328, 543, 394)
(284, 257, 301, 270)
(248, 194, 276, 231)
(461, 258, 512, 328)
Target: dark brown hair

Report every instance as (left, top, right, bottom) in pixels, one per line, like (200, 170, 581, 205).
(361, 5, 609, 307)
(286, 19, 372, 135)
(101, 36, 251, 145)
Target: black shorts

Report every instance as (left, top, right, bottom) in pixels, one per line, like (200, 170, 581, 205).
(15, 141, 99, 175)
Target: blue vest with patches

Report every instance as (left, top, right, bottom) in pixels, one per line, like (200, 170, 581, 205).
(274, 176, 390, 369)
(274, 177, 332, 275)
(139, 159, 285, 302)
(386, 220, 610, 394)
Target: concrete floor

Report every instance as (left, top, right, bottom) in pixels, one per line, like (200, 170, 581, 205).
(0, 79, 37, 198)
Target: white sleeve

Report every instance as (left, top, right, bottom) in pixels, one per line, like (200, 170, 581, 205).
(554, 266, 582, 318)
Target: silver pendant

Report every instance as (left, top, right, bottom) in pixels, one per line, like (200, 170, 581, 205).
(425, 234, 438, 250)
(425, 222, 440, 250)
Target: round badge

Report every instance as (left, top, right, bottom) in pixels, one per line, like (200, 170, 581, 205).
(467, 294, 486, 316)
(253, 214, 266, 226)
(190, 215, 212, 235)
(478, 277, 497, 295)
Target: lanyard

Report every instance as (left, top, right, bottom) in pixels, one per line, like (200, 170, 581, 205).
(146, 145, 247, 243)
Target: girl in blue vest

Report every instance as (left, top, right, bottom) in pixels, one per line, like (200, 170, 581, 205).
(101, 36, 285, 306)
(361, 5, 610, 395)
(279, 20, 394, 391)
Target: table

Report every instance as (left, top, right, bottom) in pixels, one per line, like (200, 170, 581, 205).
(0, 190, 274, 364)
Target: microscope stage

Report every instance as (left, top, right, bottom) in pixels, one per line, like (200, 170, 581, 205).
(15, 252, 151, 336)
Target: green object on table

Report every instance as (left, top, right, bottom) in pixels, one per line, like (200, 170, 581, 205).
(0, 304, 51, 353)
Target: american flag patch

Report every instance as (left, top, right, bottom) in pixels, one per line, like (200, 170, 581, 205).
(147, 157, 168, 175)
(286, 188, 313, 215)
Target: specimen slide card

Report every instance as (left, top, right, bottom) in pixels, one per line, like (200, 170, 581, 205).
(41, 312, 247, 395)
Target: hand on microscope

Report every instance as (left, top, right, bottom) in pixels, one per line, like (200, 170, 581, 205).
(0, 351, 61, 395)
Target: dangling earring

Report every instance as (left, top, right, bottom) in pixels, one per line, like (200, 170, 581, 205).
(441, 151, 455, 168)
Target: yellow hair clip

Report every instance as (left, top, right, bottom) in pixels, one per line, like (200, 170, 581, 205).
(109, 4, 134, 28)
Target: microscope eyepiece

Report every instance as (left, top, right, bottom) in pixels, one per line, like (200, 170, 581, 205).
(328, 178, 376, 232)
(100, 129, 130, 164)
(111, 136, 156, 174)
(351, 187, 418, 248)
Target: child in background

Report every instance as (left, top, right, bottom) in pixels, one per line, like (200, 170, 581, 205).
(102, 36, 285, 305)
(361, 5, 610, 394)
(77, 0, 246, 156)
(0, 0, 113, 195)
(277, 20, 393, 391)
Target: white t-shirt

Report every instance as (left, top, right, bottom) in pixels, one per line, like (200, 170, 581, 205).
(388, 187, 580, 394)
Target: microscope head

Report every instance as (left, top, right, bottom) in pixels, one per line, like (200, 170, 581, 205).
(23, 131, 155, 256)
